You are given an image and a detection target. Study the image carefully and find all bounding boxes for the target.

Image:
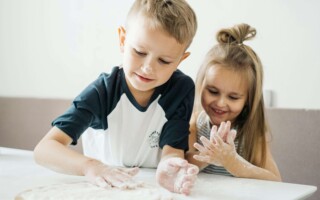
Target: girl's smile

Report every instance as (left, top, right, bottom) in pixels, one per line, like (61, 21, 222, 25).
(201, 64, 248, 126)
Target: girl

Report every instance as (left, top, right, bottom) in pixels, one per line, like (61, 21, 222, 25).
(186, 23, 281, 181)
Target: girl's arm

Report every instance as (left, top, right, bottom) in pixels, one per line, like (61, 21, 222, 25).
(195, 133, 282, 181)
(223, 140, 282, 181)
(185, 113, 209, 170)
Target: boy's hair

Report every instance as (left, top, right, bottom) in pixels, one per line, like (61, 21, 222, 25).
(125, 0, 197, 48)
(194, 23, 268, 167)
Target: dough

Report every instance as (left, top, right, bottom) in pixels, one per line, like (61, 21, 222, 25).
(15, 182, 173, 200)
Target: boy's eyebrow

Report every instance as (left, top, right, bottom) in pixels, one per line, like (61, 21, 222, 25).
(160, 54, 178, 60)
(131, 41, 183, 60)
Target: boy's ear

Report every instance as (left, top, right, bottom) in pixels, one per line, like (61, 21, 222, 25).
(118, 26, 126, 53)
(178, 52, 190, 65)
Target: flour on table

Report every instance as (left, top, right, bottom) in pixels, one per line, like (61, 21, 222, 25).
(15, 181, 173, 200)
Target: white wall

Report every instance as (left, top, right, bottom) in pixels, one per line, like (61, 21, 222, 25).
(1, 0, 320, 109)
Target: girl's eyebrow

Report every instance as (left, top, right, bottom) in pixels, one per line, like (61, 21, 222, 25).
(206, 84, 245, 97)
(229, 92, 245, 97)
(205, 82, 216, 88)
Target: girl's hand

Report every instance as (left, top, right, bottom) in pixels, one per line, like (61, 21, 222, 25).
(83, 160, 141, 189)
(210, 121, 232, 143)
(193, 122, 237, 167)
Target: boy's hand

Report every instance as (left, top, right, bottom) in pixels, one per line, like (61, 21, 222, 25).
(83, 159, 142, 189)
(156, 157, 199, 195)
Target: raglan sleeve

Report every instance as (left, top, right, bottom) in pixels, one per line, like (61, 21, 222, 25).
(52, 74, 108, 145)
(159, 75, 195, 151)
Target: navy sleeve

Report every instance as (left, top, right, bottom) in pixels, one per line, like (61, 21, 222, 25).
(159, 72, 195, 151)
(52, 74, 109, 145)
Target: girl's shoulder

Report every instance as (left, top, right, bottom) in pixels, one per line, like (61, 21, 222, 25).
(196, 111, 210, 126)
(195, 111, 211, 138)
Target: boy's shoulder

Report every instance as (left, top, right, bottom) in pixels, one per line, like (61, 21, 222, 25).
(169, 69, 194, 87)
(158, 69, 194, 96)
(98, 66, 121, 79)
(93, 66, 123, 85)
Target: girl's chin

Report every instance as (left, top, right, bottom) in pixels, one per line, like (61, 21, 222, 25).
(210, 118, 223, 126)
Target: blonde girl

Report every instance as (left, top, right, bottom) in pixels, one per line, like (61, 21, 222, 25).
(186, 23, 281, 181)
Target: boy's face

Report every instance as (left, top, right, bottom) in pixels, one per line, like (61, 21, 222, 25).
(201, 65, 248, 126)
(118, 17, 190, 95)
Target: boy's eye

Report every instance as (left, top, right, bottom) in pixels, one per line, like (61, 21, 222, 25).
(159, 59, 171, 65)
(134, 49, 146, 56)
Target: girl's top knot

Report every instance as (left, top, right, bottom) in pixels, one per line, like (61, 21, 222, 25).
(163, 0, 173, 6)
(216, 23, 256, 46)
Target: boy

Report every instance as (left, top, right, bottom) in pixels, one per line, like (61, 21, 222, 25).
(34, 0, 198, 195)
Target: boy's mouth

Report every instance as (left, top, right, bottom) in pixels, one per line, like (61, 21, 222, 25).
(136, 73, 153, 82)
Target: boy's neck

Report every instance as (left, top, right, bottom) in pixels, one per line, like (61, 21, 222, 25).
(131, 88, 155, 107)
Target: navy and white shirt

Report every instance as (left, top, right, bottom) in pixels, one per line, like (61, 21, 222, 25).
(52, 66, 194, 168)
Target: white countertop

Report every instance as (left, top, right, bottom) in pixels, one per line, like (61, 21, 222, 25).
(0, 147, 317, 200)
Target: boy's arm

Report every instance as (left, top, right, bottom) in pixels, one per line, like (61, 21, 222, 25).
(34, 126, 92, 176)
(34, 126, 140, 188)
(156, 145, 199, 195)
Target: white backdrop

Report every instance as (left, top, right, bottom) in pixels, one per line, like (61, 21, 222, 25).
(1, 0, 320, 109)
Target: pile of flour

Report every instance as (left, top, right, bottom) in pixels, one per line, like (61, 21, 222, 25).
(15, 182, 174, 200)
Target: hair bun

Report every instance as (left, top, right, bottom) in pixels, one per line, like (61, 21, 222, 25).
(216, 23, 256, 45)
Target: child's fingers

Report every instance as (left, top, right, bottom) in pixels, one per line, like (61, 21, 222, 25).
(199, 136, 214, 150)
(193, 142, 206, 153)
(227, 129, 237, 145)
(193, 154, 210, 163)
(167, 157, 188, 168)
(94, 177, 112, 189)
(161, 157, 187, 176)
(119, 167, 139, 176)
(217, 121, 225, 135)
(186, 164, 199, 175)
(210, 125, 218, 143)
(223, 121, 231, 140)
(231, 129, 237, 140)
(213, 134, 224, 146)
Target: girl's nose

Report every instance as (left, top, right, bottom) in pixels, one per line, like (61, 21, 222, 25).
(216, 97, 226, 107)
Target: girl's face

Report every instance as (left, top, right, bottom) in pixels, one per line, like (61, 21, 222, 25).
(201, 64, 249, 126)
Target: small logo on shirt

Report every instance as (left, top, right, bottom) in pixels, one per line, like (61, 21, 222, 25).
(148, 131, 160, 148)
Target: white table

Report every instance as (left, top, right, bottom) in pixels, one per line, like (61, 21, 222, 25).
(0, 147, 317, 200)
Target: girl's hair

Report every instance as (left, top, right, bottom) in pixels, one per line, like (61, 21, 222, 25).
(125, 0, 197, 49)
(194, 23, 268, 167)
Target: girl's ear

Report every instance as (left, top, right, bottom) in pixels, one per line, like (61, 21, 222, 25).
(118, 26, 126, 53)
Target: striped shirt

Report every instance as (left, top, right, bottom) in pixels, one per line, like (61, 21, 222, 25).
(196, 111, 242, 176)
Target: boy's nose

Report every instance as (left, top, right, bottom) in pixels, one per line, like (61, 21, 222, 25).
(141, 65, 153, 74)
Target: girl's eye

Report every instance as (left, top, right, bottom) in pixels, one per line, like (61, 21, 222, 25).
(229, 96, 239, 100)
(134, 49, 146, 56)
(208, 89, 218, 95)
(159, 59, 171, 65)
